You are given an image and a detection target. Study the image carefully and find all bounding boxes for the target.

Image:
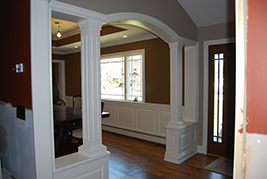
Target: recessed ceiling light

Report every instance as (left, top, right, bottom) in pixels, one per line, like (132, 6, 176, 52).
(74, 45, 78, 49)
(123, 35, 128, 38)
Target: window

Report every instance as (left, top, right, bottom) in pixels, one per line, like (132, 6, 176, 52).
(213, 53, 224, 143)
(101, 49, 145, 101)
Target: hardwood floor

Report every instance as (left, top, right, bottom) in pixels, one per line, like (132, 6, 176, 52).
(102, 131, 232, 179)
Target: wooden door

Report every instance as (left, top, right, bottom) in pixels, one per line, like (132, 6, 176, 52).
(208, 43, 236, 159)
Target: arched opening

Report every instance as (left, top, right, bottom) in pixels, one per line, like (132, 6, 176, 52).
(51, 16, 172, 157)
(48, 3, 198, 177)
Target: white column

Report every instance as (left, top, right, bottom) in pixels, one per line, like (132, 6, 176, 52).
(164, 41, 184, 164)
(169, 42, 184, 126)
(78, 19, 107, 157)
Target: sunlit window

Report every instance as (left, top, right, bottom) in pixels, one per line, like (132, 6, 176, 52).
(213, 53, 224, 143)
(101, 50, 145, 102)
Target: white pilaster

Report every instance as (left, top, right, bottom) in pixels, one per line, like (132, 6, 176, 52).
(78, 19, 107, 157)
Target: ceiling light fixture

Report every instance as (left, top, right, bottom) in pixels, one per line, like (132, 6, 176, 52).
(74, 45, 78, 49)
(55, 22, 62, 38)
(123, 35, 127, 38)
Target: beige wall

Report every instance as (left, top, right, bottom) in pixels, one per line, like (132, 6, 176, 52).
(197, 21, 236, 145)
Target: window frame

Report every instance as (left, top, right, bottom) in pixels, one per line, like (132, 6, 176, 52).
(100, 49, 145, 102)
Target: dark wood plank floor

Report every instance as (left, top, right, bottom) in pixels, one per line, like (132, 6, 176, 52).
(102, 131, 232, 179)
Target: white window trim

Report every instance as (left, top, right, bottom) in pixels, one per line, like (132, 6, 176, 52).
(101, 49, 145, 102)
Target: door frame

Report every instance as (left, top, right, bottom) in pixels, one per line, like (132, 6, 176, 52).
(200, 38, 235, 154)
(52, 59, 66, 101)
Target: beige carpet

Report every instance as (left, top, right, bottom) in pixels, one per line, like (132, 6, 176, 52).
(204, 157, 233, 177)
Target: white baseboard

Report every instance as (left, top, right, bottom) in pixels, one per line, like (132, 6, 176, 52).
(178, 145, 198, 164)
(164, 145, 197, 164)
(197, 145, 207, 154)
(102, 125, 166, 145)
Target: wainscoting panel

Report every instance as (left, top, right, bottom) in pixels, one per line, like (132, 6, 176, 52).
(102, 100, 170, 144)
(178, 122, 198, 164)
(118, 106, 135, 128)
(137, 109, 156, 133)
(54, 153, 109, 179)
(181, 129, 196, 151)
(179, 123, 197, 153)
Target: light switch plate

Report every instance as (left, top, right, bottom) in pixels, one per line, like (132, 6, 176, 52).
(16, 63, 23, 73)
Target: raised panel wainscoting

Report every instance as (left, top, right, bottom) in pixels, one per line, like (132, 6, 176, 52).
(101, 100, 170, 145)
(101, 100, 198, 165)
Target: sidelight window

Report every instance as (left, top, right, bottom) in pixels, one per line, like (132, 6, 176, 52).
(213, 53, 224, 143)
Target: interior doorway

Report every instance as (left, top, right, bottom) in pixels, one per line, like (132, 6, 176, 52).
(52, 60, 66, 104)
(208, 43, 236, 159)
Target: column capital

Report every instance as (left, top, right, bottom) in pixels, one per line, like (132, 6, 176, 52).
(169, 41, 184, 52)
(78, 19, 103, 35)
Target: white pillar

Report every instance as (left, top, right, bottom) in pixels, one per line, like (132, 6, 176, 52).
(169, 42, 184, 126)
(164, 41, 184, 164)
(78, 19, 107, 158)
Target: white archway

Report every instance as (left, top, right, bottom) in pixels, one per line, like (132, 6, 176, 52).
(105, 12, 199, 164)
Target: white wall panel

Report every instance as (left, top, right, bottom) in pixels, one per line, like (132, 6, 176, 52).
(102, 101, 170, 142)
(118, 107, 134, 128)
(181, 130, 196, 150)
(137, 109, 156, 132)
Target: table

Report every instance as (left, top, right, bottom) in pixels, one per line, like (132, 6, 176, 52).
(53, 105, 110, 155)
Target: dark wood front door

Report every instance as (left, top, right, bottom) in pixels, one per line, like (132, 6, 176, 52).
(208, 43, 236, 159)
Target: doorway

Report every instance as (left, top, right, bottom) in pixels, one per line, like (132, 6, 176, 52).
(52, 60, 66, 104)
(208, 43, 236, 159)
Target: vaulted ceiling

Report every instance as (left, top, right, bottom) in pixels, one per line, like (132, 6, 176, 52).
(177, 0, 235, 27)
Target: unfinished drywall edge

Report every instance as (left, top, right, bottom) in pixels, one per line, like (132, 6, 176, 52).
(0, 101, 36, 179)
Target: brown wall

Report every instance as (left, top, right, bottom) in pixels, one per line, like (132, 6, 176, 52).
(62, 38, 170, 104)
(0, 0, 32, 109)
(52, 54, 65, 60)
(101, 38, 170, 104)
(64, 53, 81, 96)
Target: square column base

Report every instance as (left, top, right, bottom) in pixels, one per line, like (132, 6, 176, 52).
(164, 121, 198, 164)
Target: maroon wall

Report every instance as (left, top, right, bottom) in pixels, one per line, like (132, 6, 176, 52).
(0, 0, 32, 109)
(247, 0, 267, 135)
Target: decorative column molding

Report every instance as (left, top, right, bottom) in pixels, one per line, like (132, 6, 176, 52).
(78, 19, 107, 157)
(168, 41, 185, 126)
